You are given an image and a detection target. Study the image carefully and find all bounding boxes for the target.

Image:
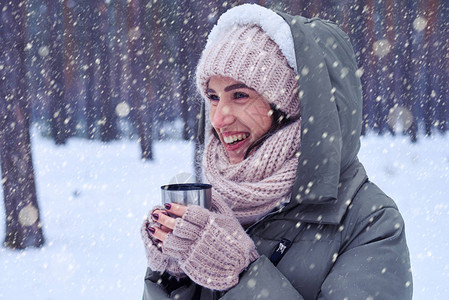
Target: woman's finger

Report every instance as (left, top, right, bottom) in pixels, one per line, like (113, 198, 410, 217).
(147, 226, 168, 242)
(150, 209, 168, 222)
(159, 224, 171, 233)
(152, 212, 176, 230)
(164, 202, 187, 217)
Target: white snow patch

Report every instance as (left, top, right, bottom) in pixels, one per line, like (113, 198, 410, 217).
(0, 130, 448, 299)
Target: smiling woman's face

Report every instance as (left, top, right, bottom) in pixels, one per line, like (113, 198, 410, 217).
(206, 76, 273, 164)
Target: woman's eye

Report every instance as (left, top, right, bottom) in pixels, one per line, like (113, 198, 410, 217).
(207, 94, 219, 102)
(234, 92, 249, 99)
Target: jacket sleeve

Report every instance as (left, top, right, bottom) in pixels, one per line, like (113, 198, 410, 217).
(143, 268, 196, 300)
(221, 255, 304, 300)
(318, 206, 413, 300)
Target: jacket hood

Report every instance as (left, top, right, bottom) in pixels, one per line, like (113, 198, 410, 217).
(275, 12, 364, 195)
(198, 4, 367, 224)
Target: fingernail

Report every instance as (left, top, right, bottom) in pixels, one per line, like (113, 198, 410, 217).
(152, 213, 159, 220)
(147, 227, 155, 234)
(164, 203, 171, 210)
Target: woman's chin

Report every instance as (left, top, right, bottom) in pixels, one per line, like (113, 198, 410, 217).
(228, 155, 244, 164)
(224, 146, 246, 164)
(221, 137, 251, 164)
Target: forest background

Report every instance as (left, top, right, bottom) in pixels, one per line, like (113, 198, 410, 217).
(0, 0, 448, 258)
(1, 0, 448, 298)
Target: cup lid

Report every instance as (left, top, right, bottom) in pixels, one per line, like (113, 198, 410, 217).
(161, 183, 212, 191)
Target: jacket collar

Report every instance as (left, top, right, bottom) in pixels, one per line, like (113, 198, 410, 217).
(284, 159, 367, 225)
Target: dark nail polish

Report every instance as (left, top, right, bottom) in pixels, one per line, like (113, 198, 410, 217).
(152, 213, 159, 220)
(147, 227, 155, 234)
(164, 203, 171, 210)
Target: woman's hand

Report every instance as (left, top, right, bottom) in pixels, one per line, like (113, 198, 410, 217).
(140, 206, 185, 277)
(146, 203, 259, 291)
(148, 203, 186, 243)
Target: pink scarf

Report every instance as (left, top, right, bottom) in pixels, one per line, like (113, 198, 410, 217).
(203, 119, 301, 225)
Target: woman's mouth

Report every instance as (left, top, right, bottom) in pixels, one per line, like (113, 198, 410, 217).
(222, 133, 250, 151)
(223, 133, 249, 145)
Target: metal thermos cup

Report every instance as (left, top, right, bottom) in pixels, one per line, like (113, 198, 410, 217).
(161, 183, 212, 209)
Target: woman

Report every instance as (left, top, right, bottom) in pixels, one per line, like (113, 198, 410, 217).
(141, 4, 413, 299)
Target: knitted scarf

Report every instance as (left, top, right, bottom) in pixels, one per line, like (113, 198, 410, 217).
(203, 119, 301, 225)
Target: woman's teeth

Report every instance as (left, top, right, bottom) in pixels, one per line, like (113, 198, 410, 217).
(223, 133, 249, 144)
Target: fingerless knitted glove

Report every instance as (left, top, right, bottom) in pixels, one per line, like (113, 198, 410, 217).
(162, 205, 259, 291)
(140, 217, 185, 278)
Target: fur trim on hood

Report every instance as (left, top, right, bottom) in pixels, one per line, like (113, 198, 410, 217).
(204, 4, 297, 73)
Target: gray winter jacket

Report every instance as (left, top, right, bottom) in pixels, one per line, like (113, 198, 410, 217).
(142, 8, 413, 300)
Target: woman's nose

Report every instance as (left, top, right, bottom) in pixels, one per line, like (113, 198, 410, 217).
(211, 102, 235, 129)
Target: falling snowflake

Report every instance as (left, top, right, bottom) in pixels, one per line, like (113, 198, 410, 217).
(115, 102, 130, 117)
(373, 39, 391, 58)
(413, 16, 428, 31)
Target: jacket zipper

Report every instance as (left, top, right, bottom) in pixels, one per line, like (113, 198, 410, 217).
(245, 199, 290, 234)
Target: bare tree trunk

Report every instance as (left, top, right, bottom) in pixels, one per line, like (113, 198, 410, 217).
(45, 0, 71, 144)
(112, 0, 127, 133)
(394, 0, 417, 142)
(176, 1, 195, 141)
(84, 0, 100, 139)
(62, 0, 79, 139)
(99, 1, 118, 142)
(359, 0, 378, 135)
(127, 0, 153, 160)
(383, 0, 396, 135)
(423, 0, 441, 136)
(372, 0, 393, 135)
(0, 0, 45, 249)
(440, 1, 449, 133)
(187, 1, 213, 182)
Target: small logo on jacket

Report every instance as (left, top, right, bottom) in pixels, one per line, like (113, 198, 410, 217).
(277, 243, 287, 254)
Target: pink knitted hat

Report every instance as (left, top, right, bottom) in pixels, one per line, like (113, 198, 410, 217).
(196, 24, 300, 118)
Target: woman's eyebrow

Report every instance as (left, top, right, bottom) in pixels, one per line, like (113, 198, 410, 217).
(206, 88, 216, 93)
(224, 84, 254, 92)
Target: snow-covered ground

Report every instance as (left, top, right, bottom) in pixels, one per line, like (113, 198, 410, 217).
(0, 129, 448, 299)
(360, 133, 449, 300)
